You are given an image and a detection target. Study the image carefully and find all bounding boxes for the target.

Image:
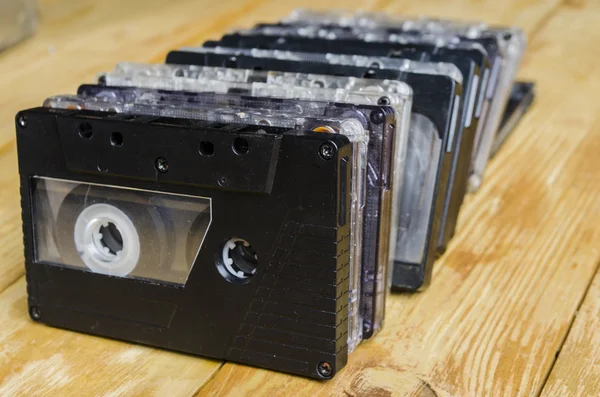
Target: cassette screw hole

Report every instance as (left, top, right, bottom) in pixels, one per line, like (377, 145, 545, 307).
(378, 96, 391, 106)
(225, 56, 237, 67)
(317, 361, 333, 378)
(218, 176, 228, 187)
(155, 157, 169, 173)
(173, 68, 185, 77)
(232, 137, 249, 155)
(110, 132, 123, 147)
(319, 142, 337, 160)
(17, 114, 27, 128)
(78, 122, 93, 139)
(199, 141, 214, 156)
(363, 69, 377, 78)
(30, 306, 41, 321)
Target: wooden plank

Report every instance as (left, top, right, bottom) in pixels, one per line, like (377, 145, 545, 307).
(379, 0, 562, 31)
(196, 3, 600, 397)
(540, 269, 600, 397)
(0, 279, 223, 397)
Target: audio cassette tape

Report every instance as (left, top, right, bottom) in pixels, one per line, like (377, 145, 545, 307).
(16, 106, 357, 379)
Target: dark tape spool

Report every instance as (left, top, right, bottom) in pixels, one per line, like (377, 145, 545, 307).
(56, 184, 171, 280)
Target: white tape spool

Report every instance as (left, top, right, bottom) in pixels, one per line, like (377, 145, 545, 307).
(74, 203, 141, 277)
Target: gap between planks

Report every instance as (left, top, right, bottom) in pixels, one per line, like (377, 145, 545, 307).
(536, 257, 600, 397)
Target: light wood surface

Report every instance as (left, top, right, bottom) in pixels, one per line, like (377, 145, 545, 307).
(0, 0, 599, 396)
(540, 270, 600, 397)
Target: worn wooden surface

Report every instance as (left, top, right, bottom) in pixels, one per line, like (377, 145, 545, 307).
(540, 270, 600, 397)
(0, 0, 598, 396)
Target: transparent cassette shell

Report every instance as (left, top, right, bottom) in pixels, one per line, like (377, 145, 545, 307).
(32, 177, 212, 285)
(45, 90, 369, 352)
(43, 94, 365, 134)
(113, 62, 414, 96)
(100, 72, 254, 93)
(103, 65, 415, 272)
(102, 68, 434, 267)
(101, 69, 436, 274)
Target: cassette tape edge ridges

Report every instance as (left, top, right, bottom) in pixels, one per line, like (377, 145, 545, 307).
(16, 107, 352, 379)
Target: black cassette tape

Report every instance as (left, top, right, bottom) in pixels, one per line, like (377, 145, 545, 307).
(165, 48, 461, 291)
(16, 106, 356, 379)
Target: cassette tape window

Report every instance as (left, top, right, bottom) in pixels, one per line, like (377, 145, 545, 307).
(32, 177, 212, 285)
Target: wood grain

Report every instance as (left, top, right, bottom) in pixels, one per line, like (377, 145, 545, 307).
(0, 279, 222, 397)
(0, 0, 598, 396)
(540, 270, 600, 397)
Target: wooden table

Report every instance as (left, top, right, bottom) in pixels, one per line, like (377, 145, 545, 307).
(1, 0, 599, 395)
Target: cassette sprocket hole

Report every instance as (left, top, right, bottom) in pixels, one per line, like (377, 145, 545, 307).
(98, 222, 123, 256)
(216, 238, 258, 284)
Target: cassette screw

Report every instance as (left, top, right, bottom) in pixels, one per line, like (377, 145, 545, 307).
(370, 110, 386, 125)
(30, 306, 41, 321)
(155, 157, 169, 173)
(377, 96, 391, 106)
(17, 114, 27, 128)
(218, 176, 228, 186)
(317, 361, 333, 378)
(319, 142, 336, 160)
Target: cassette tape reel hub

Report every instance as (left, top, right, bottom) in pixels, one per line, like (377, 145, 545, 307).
(73, 203, 140, 276)
(217, 237, 258, 283)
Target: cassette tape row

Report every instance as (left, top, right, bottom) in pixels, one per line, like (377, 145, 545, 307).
(15, 9, 535, 379)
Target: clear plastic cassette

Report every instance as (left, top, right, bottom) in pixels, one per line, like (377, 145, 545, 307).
(96, 71, 414, 334)
(44, 92, 369, 351)
(111, 62, 415, 95)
